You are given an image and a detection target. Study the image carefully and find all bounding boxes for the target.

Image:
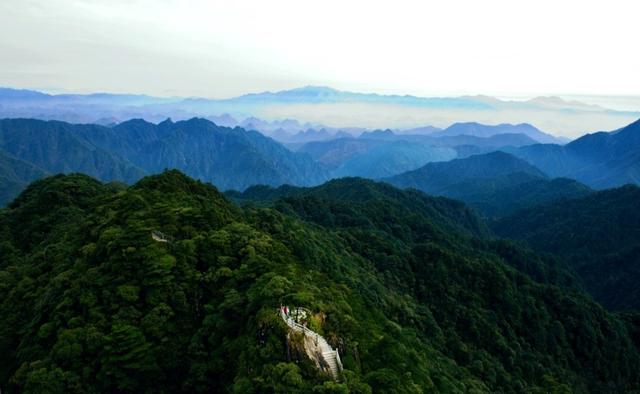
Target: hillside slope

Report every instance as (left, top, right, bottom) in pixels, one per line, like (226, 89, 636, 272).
(1, 173, 639, 392)
(383, 151, 591, 217)
(92, 118, 330, 190)
(297, 137, 456, 178)
(296, 130, 539, 176)
(511, 118, 640, 188)
(0, 150, 49, 205)
(0, 118, 145, 184)
(0, 118, 329, 204)
(493, 185, 640, 311)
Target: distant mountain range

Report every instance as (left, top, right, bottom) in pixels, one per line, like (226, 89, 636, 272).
(234, 116, 364, 141)
(386, 151, 547, 188)
(1, 85, 638, 136)
(431, 122, 566, 144)
(383, 151, 592, 217)
(362, 125, 557, 144)
(294, 126, 555, 180)
(330, 141, 456, 179)
(1, 115, 639, 210)
(377, 117, 640, 216)
(0, 118, 328, 204)
(296, 137, 456, 178)
(508, 118, 640, 188)
(1, 116, 563, 206)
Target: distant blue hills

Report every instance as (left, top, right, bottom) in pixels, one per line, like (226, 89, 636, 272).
(384, 151, 593, 217)
(1, 85, 637, 136)
(432, 122, 564, 144)
(226, 85, 492, 109)
(507, 118, 640, 188)
(0, 117, 329, 205)
(1, 89, 639, 211)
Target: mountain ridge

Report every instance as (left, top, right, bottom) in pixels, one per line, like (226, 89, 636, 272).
(493, 184, 640, 311)
(384, 151, 593, 217)
(433, 122, 562, 144)
(511, 118, 640, 188)
(2, 86, 637, 136)
(0, 117, 330, 204)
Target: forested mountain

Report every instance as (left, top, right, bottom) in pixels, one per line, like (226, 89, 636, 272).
(0, 150, 49, 205)
(493, 185, 640, 311)
(83, 117, 329, 190)
(511, 118, 640, 188)
(0, 118, 329, 203)
(294, 131, 539, 179)
(384, 151, 592, 217)
(0, 119, 145, 185)
(1, 171, 639, 393)
(331, 141, 457, 178)
(229, 177, 488, 238)
(386, 151, 547, 186)
(0, 117, 560, 206)
(2, 115, 639, 210)
(290, 137, 458, 178)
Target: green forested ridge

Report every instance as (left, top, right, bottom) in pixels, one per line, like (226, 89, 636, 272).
(0, 150, 49, 206)
(0, 119, 146, 186)
(1, 171, 639, 393)
(0, 117, 329, 205)
(382, 151, 593, 218)
(232, 177, 488, 238)
(493, 184, 640, 312)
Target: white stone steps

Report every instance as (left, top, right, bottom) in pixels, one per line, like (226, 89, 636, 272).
(280, 309, 343, 380)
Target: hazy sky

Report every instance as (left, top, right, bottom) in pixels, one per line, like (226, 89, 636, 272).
(1, 0, 639, 100)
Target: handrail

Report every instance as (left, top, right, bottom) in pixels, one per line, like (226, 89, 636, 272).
(280, 309, 343, 379)
(335, 349, 343, 371)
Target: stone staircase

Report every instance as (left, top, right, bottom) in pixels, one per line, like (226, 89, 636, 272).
(280, 309, 343, 380)
(151, 230, 172, 243)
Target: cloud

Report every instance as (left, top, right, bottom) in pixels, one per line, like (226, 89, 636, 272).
(258, 102, 638, 137)
(1, 0, 639, 98)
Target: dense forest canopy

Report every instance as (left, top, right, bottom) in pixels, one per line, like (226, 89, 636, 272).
(1, 171, 639, 393)
(493, 185, 640, 312)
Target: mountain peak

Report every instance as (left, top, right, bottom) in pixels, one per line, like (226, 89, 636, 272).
(0, 87, 51, 99)
(527, 96, 605, 111)
(438, 122, 560, 144)
(116, 118, 154, 127)
(359, 129, 395, 139)
(386, 150, 547, 187)
(274, 86, 341, 98)
(613, 117, 640, 134)
(289, 85, 339, 94)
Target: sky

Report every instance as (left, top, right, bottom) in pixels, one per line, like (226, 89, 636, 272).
(1, 0, 639, 104)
